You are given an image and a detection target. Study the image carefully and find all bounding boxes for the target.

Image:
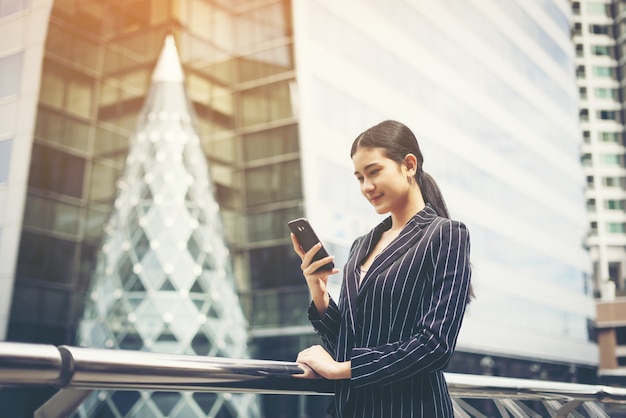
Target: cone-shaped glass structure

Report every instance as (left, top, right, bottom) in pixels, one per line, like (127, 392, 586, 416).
(75, 36, 260, 418)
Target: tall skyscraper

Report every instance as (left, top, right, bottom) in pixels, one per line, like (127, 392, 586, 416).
(0, 0, 596, 416)
(293, 0, 596, 381)
(572, 0, 626, 292)
(571, 0, 626, 386)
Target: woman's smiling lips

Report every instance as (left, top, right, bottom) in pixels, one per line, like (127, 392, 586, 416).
(369, 194, 383, 204)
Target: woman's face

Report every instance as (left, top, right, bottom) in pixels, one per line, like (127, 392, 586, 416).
(352, 147, 413, 215)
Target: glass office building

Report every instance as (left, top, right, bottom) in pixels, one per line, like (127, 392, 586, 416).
(0, 0, 596, 416)
(293, 0, 597, 376)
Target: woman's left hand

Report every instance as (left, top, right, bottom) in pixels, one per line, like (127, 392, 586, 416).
(295, 345, 351, 380)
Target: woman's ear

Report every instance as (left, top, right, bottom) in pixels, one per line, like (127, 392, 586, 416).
(403, 153, 418, 175)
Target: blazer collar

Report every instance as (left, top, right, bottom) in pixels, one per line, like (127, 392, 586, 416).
(360, 203, 438, 262)
(357, 204, 438, 279)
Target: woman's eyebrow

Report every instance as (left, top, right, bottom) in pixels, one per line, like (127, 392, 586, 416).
(354, 162, 380, 175)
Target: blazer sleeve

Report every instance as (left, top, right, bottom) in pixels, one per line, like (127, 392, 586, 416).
(308, 298, 341, 354)
(307, 236, 361, 354)
(349, 220, 471, 388)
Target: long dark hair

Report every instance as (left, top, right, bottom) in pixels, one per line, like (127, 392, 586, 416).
(350, 120, 449, 218)
(351, 120, 474, 301)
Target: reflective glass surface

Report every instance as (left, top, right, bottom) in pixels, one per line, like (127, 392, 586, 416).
(0, 0, 30, 17)
(0, 53, 22, 98)
(11, 1, 300, 366)
(27, 143, 85, 198)
(0, 139, 11, 184)
(298, 0, 594, 364)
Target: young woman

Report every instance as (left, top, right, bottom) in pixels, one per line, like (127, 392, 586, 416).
(291, 120, 472, 417)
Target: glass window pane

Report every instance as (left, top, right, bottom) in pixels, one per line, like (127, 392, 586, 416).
(249, 244, 303, 289)
(245, 160, 301, 206)
(593, 66, 613, 77)
(601, 154, 621, 165)
(46, 23, 73, 62)
(85, 204, 110, 240)
(99, 80, 120, 108)
(246, 206, 301, 242)
(241, 86, 266, 125)
(189, 0, 213, 37)
(39, 58, 96, 117)
(235, 3, 291, 49)
(186, 73, 211, 106)
(39, 68, 65, 108)
(77, 243, 98, 290)
(94, 125, 128, 156)
(41, 288, 70, 323)
(0, 0, 31, 17)
(587, 2, 609, 15)
(88, 159, 121, 203)
(241, 81, 293, 126)
(66, 76, 94, 118)
(238, 45, 294, 83)
(45, 22, 100, 69)
(119, 69, 150, 97)
(608, 222, 626, 233)
(10, 284, 40, 322)
(242, 124, 298, 161)
(595, 88, 617, 99)
(592, 45, 611, 56)
(0, 53, 23, 97)
(73, 36, 100, 71)
(212, 86, 234, 119)
(16, 231, 76, 284)
(28, 143, 86, 198)
(23, 194, 80, 235)
(203, 136, 236, 163)
(64, 118, 91, 151)
(35, 107, 63, 141)
(0, 139, 12, 184)
(35, 107, 91, 152)
(601, 132, 620, 142)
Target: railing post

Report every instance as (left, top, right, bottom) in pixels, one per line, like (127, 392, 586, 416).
(34, 389, 93, 418)
(554, 400, 582, 418)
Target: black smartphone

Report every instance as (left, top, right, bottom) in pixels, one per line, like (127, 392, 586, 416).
(288, 218, 335, 272)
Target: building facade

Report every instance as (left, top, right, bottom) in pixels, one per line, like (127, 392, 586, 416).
(572, 0, 626, 387)
(0, 0, 597, 416)
(573, 0, 626, 294)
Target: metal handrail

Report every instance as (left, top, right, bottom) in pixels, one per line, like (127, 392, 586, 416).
(0, 342, 624, 417)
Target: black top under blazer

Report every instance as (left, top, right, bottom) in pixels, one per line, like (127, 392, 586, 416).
(309, 204, 472, 418)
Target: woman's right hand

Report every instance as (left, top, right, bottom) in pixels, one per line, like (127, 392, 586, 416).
(290, 233, 339, 314)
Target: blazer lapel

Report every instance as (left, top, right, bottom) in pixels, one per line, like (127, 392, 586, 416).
(357, 205, 438, 298)
(344, 218, 390, 333)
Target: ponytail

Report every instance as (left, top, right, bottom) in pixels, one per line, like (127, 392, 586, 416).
(418, 170, 475, 303)
(416, 170, 449, 219)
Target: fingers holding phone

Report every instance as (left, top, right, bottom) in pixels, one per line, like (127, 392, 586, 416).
(291, 235, 338, 277)
(288, 218, 338, 315)
(288, 218, 339, 286)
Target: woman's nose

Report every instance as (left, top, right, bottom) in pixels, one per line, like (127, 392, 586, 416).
(362, 178, 375, 192)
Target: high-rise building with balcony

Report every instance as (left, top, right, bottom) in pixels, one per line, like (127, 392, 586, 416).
(572, 0, 626, 293)
(0, 0, 596, 416)
(572, 0, 626, 387)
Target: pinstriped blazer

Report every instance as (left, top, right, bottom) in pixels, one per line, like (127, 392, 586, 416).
(309, 204, 472, 418)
